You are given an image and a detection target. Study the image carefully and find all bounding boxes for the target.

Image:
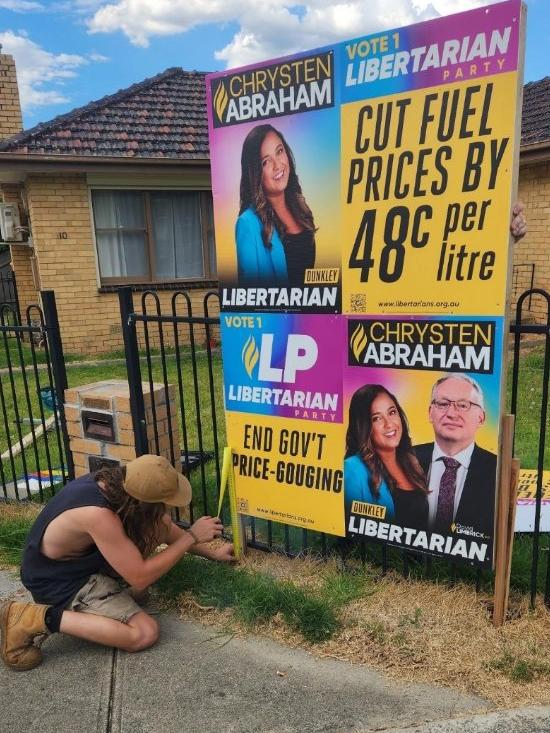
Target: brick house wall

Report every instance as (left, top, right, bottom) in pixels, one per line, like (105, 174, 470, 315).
(24, 172, 217, 354)
(515, 159, 550, 322)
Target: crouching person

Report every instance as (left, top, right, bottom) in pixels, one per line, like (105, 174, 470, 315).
(0, 454, 234, 671)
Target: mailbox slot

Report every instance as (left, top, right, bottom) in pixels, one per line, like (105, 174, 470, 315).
(82, 410, 115, 442)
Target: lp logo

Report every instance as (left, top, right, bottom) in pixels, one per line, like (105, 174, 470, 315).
(258, 334, 318, 383)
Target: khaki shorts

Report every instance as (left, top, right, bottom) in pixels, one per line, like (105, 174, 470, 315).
(68, 574, 142, 623)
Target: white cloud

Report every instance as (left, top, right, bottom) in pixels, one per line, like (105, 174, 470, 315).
(88, 0, 234, 47)
(0, 0, 43, 11)
(87, 51, 109, 61)
(85, 0, 501, 64)
(52, 0, 110, 14)
(0, 31, 88, 110)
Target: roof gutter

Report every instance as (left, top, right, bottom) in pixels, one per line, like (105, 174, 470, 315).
(520, 140, 550, 163)
(0, 152, 210, 174)
(1, 143, 549, 172)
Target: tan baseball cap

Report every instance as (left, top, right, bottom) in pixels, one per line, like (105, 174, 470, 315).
(123, 454, 192, 507)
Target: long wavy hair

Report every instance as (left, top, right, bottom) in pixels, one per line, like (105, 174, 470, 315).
(239, 123, 316, 249)
(94, 466, 166, 557)
(345, 384, 427, 499)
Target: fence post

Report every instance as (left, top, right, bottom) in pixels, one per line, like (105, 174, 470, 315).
(41, 289, 74, 480)
(119, 287, 148, 456)
(11, 270, 21, 327)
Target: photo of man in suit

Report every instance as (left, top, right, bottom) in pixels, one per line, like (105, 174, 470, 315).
(414, 374, 496, 538)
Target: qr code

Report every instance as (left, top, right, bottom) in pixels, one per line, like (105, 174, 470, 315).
(237, 498, 249, 513)
(350, 293, 367, 313)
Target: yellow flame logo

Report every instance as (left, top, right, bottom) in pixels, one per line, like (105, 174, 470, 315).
(350, 324, 368, 363)
(242, 335, 259, 378)
(213, 81, 228, 123)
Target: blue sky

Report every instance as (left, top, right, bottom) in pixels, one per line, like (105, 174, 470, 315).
(0, 0, 547, 129)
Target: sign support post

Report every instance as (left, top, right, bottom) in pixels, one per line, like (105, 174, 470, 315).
(493, 415, 520, 626)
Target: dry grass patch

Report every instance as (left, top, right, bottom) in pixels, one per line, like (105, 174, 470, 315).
(0, 502, 42, 523)
(322, 576, 550, 706)
(168, 549, 550, 708)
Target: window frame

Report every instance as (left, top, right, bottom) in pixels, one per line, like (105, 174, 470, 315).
(91, 187, 216, 286)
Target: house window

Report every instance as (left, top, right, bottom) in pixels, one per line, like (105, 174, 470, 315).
(92, 189, 216, 284)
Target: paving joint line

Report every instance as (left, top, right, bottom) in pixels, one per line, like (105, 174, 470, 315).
(105, 648, 118, 733)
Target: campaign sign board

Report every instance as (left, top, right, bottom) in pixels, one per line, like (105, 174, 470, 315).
(208, 69, 341, 314)
(220, 314, 346, 535)
(206, 0, 525, 564)
(515, 470, 550, 533)
(345, 316, 504, 564)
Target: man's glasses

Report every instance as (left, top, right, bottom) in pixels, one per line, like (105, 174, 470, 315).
(431, 399, 482, 412)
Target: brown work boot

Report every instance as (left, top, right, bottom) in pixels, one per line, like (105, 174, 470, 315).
(0, 600, 49, 671)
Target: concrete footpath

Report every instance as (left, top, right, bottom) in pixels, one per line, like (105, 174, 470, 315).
(1, 569, 549, 733)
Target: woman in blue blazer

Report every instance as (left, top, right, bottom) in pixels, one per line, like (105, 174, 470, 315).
(345, 384, 429, 529)
(236, 124, 316, 286)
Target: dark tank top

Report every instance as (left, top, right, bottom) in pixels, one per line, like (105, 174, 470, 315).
(282, 230, 315, 285)
(392, 488, 429, 530)
(21, 474, 113, 609)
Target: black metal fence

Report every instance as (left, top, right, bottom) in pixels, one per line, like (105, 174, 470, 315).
(119, 286, 550, 607)
(118, 287, 223, 524)
(510, 289, 550, 607)
(0, 291, 73, 502)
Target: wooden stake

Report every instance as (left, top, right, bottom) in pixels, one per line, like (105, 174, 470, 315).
(493, 414, 515, 627)
(503, 458, 520, 615)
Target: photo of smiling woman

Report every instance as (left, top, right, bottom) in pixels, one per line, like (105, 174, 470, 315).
(236, 123, 316, 286)
(344, 384, 429, 530)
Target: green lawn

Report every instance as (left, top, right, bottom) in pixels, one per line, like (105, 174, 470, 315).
(0, 333, 87, 369)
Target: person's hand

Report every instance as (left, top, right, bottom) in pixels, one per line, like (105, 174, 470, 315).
(510, 201, 527, 241)
(210, 542, 237, 563)
(189, 516, 223, 543)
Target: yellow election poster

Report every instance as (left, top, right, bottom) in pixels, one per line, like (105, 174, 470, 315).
(342, 74, 517, 315)
(515, 469, 550, 533)
(206, 1, 525, 565)
(227, 412, 345, 536)
(218, 312, 347, 536)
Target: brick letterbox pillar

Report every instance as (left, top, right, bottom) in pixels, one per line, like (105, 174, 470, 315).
(64, 380, 181, 477)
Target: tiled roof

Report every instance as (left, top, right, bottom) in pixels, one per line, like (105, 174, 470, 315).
(521, 77, 550, 147)
(0, 68, 209, 160)
(1, 70, 549, 158)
